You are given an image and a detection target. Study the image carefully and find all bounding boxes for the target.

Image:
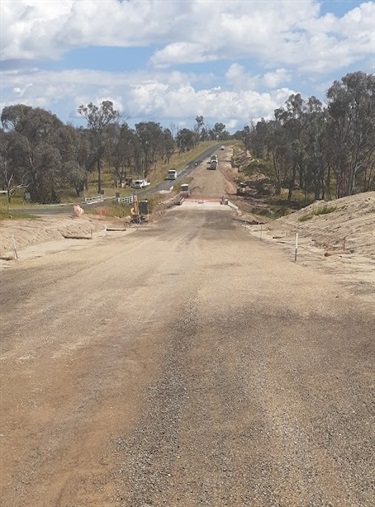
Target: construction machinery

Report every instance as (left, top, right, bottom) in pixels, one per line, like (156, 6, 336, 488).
(130, 195, 149, 223)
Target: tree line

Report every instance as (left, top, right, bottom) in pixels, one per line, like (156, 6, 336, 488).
(234, 71, 375, 201)
(1, 71, 373, 204)
(0, 102, 230, 203)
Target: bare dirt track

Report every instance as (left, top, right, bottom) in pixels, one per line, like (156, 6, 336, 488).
(1, 149, 374, 506)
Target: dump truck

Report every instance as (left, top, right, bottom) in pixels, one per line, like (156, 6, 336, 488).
(209, 159, 218, 170)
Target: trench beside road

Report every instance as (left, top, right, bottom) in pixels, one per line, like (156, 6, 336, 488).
(0, 207, 374, 506)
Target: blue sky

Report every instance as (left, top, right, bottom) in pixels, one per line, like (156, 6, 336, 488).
(1, 0, 374, 132)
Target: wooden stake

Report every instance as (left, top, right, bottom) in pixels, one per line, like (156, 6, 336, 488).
(12, 235, 18, 260)
(294, 233, 299, 262)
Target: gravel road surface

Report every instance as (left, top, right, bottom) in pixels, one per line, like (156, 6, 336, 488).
(1, 162, 374, 506)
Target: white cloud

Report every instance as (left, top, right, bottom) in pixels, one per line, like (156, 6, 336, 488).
(0, 67, 296, 128)
(263, 69, 292, 88)
(150, 42, 217, 67)
(226, 65, 291, 91)
(1, 0, 373, 130)
(225, 64, 258, 91)
(1, 0, 373, 76)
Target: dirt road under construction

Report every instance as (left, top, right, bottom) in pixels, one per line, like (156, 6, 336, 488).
(1, 156, 374, 506)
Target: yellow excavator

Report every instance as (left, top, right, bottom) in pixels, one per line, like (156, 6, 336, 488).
(131, 195, 149, 223)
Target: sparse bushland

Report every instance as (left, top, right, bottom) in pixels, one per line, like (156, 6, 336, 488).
(0, 103, 223, 207)
(237, 71, 375, 202)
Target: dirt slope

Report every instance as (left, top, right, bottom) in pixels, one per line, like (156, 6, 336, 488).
(265, 192, 375, 258)
(0, 214, 127, 264)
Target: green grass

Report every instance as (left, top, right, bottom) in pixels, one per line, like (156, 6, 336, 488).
(0, 205, 38, 221)
(252, 205, 290, 219)
(298, 204, 337, 222)
(0, 206, 12, 220)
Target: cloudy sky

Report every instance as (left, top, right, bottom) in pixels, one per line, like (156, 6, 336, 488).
(1, 0, 374, 132)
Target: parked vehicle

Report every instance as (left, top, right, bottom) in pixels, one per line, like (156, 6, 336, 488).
(220, 145, 225, 150)
(166, 169, 178, 180)
(131, 179, 150, 189)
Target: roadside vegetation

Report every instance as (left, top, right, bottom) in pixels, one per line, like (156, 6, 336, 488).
(0, 71, 373, 221)
(0, 202, 37, 221)
(298, 205, 337, 222)
(233, 71, 374, 203)
(229, 72, 374, 219)
(0, 104, 228, 208)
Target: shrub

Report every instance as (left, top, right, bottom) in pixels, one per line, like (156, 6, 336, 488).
(314, 205, 337, 215)
(298, 204, 336, 222)
(298, 214, 313, 222)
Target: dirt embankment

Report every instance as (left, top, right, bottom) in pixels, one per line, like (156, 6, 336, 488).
(218, 148, 375, 302)
(0, 214, 128, 264)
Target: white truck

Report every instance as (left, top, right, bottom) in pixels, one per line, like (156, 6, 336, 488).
(166, 169, 178, 180)
(208, 154, 218, 170)
(180, 183, 190, 197)
(131, 179, 150, 189)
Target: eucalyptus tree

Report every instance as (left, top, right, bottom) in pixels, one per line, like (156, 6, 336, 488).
(274, 94, 309, 201)
(77, 101, 120, 193)
(326, 71, 375, 197)
(302, 97, 330, 200)
(135, 121, 166, 177)
(1, 105, 64, 202)
(266, 119, 291, 195)
(209, 122, 227, 140)
(246, 121, 268, 159)
(106, 123, 139, 186)
(199, 127, 209, 142)
(56, 125, 90, 197)
(0, 129, 18, 205)
(176, 128, 195, 153)
(161, 128, 175, 163)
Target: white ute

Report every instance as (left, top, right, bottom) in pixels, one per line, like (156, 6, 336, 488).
(131, 179, 150, 189)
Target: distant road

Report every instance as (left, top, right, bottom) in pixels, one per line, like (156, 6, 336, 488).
(11, 144, 222, 215)
(127, 143, 221, 198)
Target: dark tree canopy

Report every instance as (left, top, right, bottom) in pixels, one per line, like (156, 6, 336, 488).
(241, 71, 375, 200)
